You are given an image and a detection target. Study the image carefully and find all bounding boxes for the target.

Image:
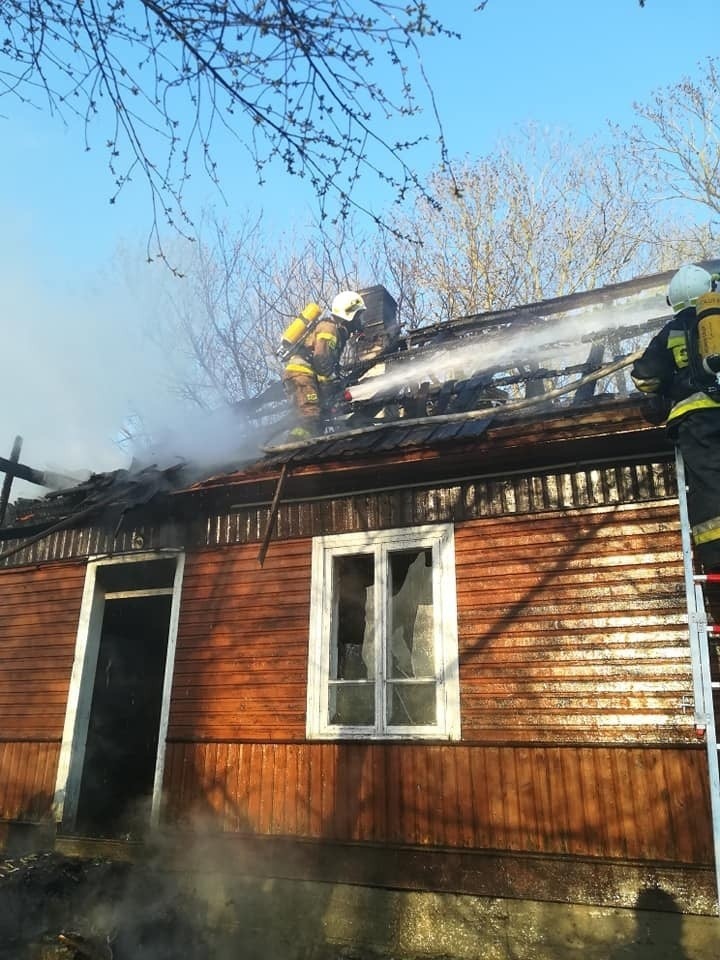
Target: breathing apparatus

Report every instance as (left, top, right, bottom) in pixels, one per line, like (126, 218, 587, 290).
(276, 291, 366, 363)
(277, 302, 323, 362)
(668, 265, 720, 394)
(696, 289, 720, 382)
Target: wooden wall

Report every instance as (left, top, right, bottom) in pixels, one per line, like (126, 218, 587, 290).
(168, 538, 311, 741)
(164, 499, 712, 866)
(0, 562, 86, 820)
(168, 500, 693, 744)
(0, 495, 711, 875)
(163, 740, 712, 865)
(455, 501, 693, 742)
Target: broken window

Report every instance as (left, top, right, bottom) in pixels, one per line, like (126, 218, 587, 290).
(308, 525, 460, 740)
(387, 548, 436, 726)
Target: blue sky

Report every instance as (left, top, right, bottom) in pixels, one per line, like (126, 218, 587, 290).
(0, 0, 718, 490)
(3, 1, 718, 271)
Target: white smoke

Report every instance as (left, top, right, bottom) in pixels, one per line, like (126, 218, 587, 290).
(125, 403, 264, 474)
(349, 285, 668, 401)
(0, 223, 670, 508)
(1, 235, 258, 502)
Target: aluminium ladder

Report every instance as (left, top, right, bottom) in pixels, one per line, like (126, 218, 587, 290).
(675, 448, 720, 911)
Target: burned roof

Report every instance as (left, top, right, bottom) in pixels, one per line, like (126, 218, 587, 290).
(252, 262, 703, 461)
(3, 262, 704, 541)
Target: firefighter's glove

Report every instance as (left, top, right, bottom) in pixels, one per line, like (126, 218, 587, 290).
(640, 394, 672, 425)
(630, 373, 662, 394)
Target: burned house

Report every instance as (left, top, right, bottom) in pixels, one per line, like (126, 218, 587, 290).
(1, 267, 719, 953)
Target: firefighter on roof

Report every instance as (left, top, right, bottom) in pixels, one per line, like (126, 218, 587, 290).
(280, 290, 366, 440)
(631, 263, 720, 572)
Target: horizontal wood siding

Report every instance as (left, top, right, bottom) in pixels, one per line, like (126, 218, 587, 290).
(1, 493, 705, 872)
(162, 741, 712, 865)
(168, 542, 311, 740)
(0, 562, 85, 737)
(171, 501, 692, 746)
(455, 502, 694, 742)
(0, 562, 86, 820)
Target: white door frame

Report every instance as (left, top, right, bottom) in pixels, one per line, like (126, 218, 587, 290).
(53, 550, 185, 830)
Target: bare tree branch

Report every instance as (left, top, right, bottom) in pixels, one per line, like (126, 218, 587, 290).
(1, 1, 470, 250)
(386, 127, 711, 323)
(626, 57, 720, 227)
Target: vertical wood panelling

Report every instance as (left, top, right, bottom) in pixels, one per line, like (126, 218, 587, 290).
(162, 740, 713, 864)
(0, 741, 60, 820)
(1, 459, 676, 570)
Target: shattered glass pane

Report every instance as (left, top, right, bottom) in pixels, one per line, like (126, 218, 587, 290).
(332, 554, 375, 681)
(329, 555, 376, 725)
(388, 549, 434, 680)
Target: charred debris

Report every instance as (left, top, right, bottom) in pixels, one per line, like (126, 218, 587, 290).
(238, 275, 673, 446)
(0, 268, 686, 546)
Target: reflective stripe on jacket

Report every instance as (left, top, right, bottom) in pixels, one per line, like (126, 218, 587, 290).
(667, 391, 720, 423)
(631, 308, 720, 424)
(284, 359, 314, 376)
(283, 360, 332, 383)
(692, 514, 720, 545)
(666, 327, 689, 369)
(284, 316, 346, 381)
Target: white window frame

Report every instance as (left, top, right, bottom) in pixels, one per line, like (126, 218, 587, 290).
(307, 524, 460, 741)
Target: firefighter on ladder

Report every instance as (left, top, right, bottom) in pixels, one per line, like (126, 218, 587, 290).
(631, 263, 720, 573)
(281, 290, 366, 441)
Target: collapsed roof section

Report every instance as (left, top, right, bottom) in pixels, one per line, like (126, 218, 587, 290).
(255, 262, 720, 460)
(4, 262, 714, 539)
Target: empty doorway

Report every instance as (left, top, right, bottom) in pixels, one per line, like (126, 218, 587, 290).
(55, 553, 184, 838)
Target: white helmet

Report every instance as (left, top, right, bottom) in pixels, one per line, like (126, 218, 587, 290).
(331, 290, 366, 325)
(667, 264, 714, 313)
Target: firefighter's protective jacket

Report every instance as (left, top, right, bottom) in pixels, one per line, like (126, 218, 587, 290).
(283, 317, 348, 384)
(632, 305, 720, 571)
(631, 307, 720, 423)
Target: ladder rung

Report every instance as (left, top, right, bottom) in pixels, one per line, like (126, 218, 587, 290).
(706, 626, 720, 635)
(695, 573, 720, 583)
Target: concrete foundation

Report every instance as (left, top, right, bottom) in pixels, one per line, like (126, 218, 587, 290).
(1, 850, 718, 960)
